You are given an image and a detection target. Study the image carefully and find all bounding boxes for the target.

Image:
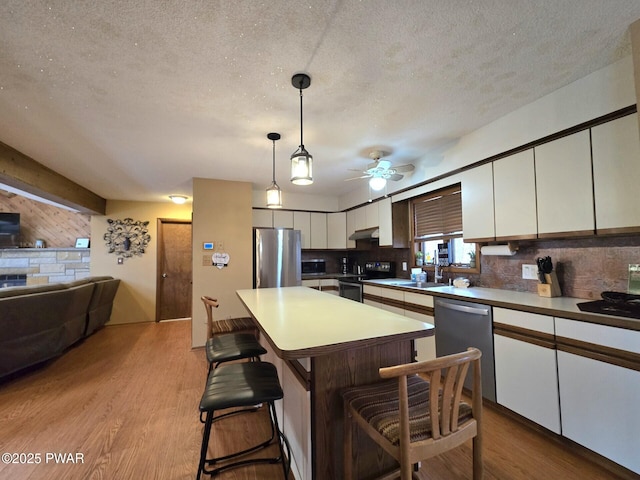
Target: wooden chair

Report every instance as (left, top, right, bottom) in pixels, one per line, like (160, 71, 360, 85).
(201, 295, 259, 339)
(200, 296, 265, 372)
(343, 347, 483, 480)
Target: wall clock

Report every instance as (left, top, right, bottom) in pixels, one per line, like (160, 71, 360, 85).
(103, 218, 151, 258)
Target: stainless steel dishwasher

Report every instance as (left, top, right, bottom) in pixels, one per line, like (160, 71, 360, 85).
(434, 298, 495, 402)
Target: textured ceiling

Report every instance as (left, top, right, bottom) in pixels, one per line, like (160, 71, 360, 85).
(0, 1, 639, 203)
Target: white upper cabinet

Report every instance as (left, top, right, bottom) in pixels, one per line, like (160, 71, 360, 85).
(493, 150, 538, 239)
(293, 211, 311, 249)
(273, 210, 294, 228)
(310, 212, 327, 249)
(535, 130, 594, 236)
(378, 197, 393, 246)
(461, 163, 495, 242)
(327, 212, 347, 249)
(355, 206, 367, 231)
(591, 114, 640, 234)
(346, 210, 356, 249)
(252, 209, 273, 228)
(365, 202, 379, 229)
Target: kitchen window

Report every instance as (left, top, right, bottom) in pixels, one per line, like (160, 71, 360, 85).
(411, 185, 478, 271)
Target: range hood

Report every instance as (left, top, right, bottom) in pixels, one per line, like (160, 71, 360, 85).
(348, 227, 379, 241)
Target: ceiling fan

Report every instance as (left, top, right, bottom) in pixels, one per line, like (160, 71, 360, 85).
(345, 150, 415, 191)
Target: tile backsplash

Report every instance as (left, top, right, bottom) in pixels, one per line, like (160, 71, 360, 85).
(470, 235, 640, 299)
(303, 234, 640, 300)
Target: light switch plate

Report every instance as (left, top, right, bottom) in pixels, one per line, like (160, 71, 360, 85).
(522, 264, 538, 280)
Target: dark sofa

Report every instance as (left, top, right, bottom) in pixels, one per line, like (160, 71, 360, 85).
(0, 276, 120, 380)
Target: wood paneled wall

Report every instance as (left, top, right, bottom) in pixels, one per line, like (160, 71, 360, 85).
(0, 193, 90, 248)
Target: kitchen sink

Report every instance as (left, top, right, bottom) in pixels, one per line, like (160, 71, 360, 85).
(387, 280, 442, 289)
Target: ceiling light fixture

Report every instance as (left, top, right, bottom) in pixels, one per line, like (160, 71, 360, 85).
(266, 132, 283, 208)
(290, 73, 313, 185)
(369, 177, 387, 191)
(169, 195, 188, 204)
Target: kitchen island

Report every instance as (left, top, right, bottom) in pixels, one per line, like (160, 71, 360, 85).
(236, 286, 434, 479)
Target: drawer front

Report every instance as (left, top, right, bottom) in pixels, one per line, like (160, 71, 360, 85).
(494, 307, 554, 334)
(556, 318, 640, 354)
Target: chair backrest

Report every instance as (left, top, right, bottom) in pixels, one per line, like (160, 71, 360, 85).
(378, 347, 482, 462)
(201, 296, 219, 339)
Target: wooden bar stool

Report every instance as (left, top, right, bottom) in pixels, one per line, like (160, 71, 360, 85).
(343, 348, 484, 480)
(196, 361, 290, 479)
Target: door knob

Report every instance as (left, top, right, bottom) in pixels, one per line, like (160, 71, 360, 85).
(162, 273, 168, 278)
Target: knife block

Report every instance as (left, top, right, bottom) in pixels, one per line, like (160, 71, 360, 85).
(537, 271, 561, 297)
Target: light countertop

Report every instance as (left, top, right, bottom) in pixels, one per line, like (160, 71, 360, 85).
(363, 279, 640, 331)
(236, 286, 434, 359)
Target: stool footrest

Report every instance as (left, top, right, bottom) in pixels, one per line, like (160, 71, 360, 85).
(196, 361, 290, 480)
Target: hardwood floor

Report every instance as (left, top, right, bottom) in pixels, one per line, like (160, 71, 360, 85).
(0, 320, 631, 480)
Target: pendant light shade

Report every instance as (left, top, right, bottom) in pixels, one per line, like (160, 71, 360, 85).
(266, 132, 282, 208)
(369, 177, 387, 191)
(291, 147, 313, 186)
(290, 73, 313, 185)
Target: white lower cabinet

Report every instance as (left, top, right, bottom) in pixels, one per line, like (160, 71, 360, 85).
(403, 292, 435, 362)
(303, 279, 338, 295)
(281, 364, 312, 480)
(363, 285, 383, 308)
(320, 279, 338, 295)
(376, 287, 404, 315)
(493, 308, 560, 433)
(556, 318, 640, 475)
(259, 335, 284, 427)
(301, 279, 319, 290)
(363, 286, 435, 361)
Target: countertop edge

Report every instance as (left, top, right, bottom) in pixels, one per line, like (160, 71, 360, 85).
(362, 280, 640, 331)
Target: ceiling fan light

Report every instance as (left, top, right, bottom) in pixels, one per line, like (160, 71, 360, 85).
(266, 182, 282, 208)
(291, 149, 313, 185)
(369, 177, 387, 191)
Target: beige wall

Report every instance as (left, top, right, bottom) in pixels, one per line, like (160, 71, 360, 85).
(90, 200, 192, 325)
(191, 178, 253, 347)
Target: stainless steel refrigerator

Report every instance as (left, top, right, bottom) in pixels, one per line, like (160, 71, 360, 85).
(253, 228, 302, 288)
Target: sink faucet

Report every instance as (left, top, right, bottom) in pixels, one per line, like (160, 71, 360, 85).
(434, 262, 443, 283)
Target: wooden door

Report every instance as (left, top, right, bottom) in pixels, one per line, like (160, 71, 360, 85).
(156, 219, 192, 321)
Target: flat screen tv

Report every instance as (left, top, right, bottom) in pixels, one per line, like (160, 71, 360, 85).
(0, 213, 20, 248)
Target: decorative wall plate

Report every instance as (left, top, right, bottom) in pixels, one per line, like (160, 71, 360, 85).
(103, 218, 151, 258)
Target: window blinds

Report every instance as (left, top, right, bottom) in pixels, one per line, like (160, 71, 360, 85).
(413, 187, 462, 240)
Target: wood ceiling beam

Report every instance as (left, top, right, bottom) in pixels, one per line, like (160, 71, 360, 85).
(0, 141, 106, 215)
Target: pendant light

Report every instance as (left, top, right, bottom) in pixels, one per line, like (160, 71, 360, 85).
(290, 73, 313, 185)
(266, 132, 283, 208)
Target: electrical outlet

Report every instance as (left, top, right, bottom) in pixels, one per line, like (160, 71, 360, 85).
(522, 264, 538, 280)
(402, 261, 407, 271)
